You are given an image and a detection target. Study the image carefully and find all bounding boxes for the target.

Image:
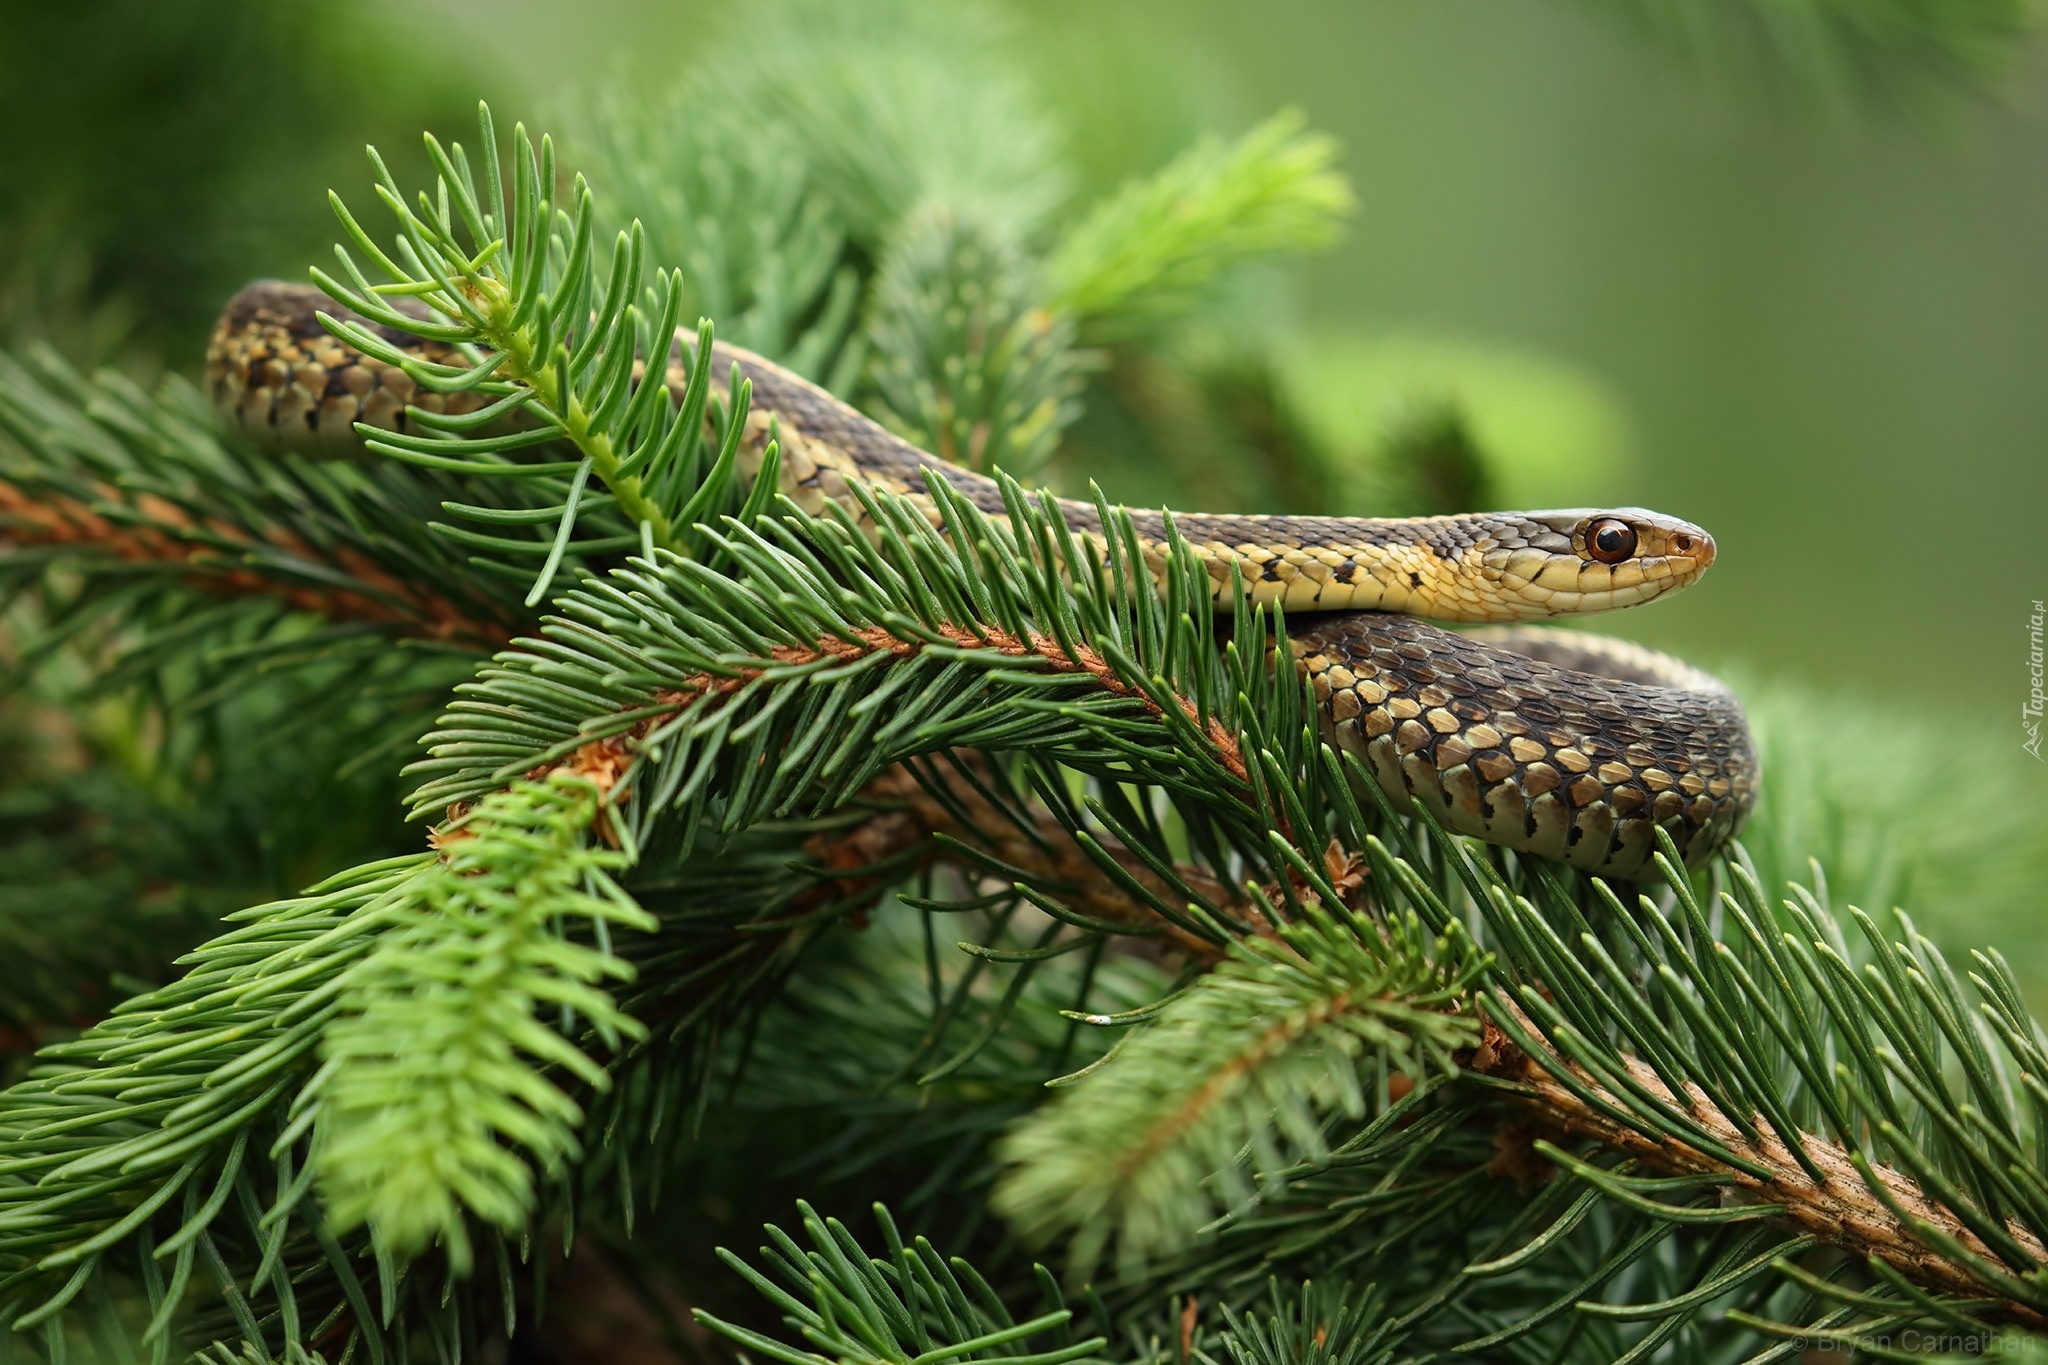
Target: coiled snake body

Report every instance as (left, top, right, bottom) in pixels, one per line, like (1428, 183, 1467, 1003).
(208, 282, 1756, 880)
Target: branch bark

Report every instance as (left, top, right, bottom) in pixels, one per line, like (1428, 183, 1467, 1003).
(0, 477, 513, 650)
(1469, 999, 2048, 1325)
(451, 620, 2048, 1323)
(805, 761, 1236, 961)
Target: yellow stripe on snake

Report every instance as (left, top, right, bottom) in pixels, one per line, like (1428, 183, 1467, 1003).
(207, 281, 1757, 880)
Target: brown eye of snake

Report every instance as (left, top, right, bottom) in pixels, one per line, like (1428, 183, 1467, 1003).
(1586, 518, 1637, 564)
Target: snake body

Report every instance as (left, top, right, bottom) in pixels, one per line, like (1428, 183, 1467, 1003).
(207, 281, 1756, 879)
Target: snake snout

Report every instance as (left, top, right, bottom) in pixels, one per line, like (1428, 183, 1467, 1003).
(1591, 509, 1716, 584)
(1687, 528, 1716, 571)
(1655, 519, 1715, 580)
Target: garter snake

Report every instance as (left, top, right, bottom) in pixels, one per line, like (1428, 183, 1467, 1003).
(207, 281, 1756, 880)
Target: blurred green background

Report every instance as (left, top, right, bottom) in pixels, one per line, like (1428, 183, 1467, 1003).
(3, 0, 2044, 967)
(461, 0, 2048, 721)
(11, 0, 2045, 714)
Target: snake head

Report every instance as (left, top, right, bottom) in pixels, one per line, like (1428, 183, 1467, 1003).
(1482, 508, 1716, 616)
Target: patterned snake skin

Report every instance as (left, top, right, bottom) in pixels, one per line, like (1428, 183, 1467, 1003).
(208, 282, 1757, 879)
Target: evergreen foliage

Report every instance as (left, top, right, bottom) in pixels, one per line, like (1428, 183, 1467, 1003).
(314, 775, 651, 1271)
(0, 3, 463, 361)
(694, 1203, 1105, 1365)
(1580, 0, 2042, 108)
(0, 7, 2045, 1360)
(1043, 112, 1349, 330)
(1210, 1280, 1404, 1365)
(992, 907, 1484, 1280)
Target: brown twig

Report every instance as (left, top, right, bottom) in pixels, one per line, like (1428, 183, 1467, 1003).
(646, 622, 1249, 783)
(486, 619, 1265, 950)
(0, 477, 513, 650)
(1468, 1001, 2048, 1324)
(812, 762, 1238, 960)
(461, 621, 2045, 1323)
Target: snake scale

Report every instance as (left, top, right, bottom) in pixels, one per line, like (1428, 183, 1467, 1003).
(207, 281, 1756, 880)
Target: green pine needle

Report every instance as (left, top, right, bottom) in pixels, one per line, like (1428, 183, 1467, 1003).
(1206, 1280, 1405, 1365)
(696, 1201, 1109, 1365)
(8, 37, 2048, 1358)
(865, 206, 1080, 478)
(1045, 110, 1353, 326)
(992, 905, 1484, 1280)
(312, 773, 653, 1270)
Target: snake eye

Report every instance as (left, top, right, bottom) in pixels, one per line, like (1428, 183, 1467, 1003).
(1586, 518, 1637, 564)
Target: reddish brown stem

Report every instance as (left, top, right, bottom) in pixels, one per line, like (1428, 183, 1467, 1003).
(1470, 1002, 2048, 1324)
(436, 616, 2048, 1326)
(0, 478, 512, 650)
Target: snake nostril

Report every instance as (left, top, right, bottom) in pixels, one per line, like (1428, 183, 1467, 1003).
(1673, 533, 1694, 553)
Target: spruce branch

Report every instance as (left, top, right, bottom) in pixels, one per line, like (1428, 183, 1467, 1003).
(569, 81, 860, 374)
(313, 102, 772, 605)
(311, 772, 654, 1271)
(0, 342, 535, 855)
(701, 0, 1071, 246)
(1438, 835, 2048, 1330)
(864, 207, 1081, 478)
(990, 906, 1484, 1281)
(0, 698, 234, 1050)
(1044, 111, 1353, 327)
(386, 442, 2048, 1334)
(10, 423, 2046, 1350)
(818, 762, 1238, 960)
(0, 347, 519, 660)
(1470, 996, 2048, 1324)
(1206, 1280, 1405, 1365)
(0, 470, 505, 648)
(695, 1201, 1108, 1365)
(399, 474, 1282, 836)
(0, 94, 1375, 1353)
(0, 776, 862, 1357)
(10, 70, 2048, 1360)
(0, 855, 429, 1355)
